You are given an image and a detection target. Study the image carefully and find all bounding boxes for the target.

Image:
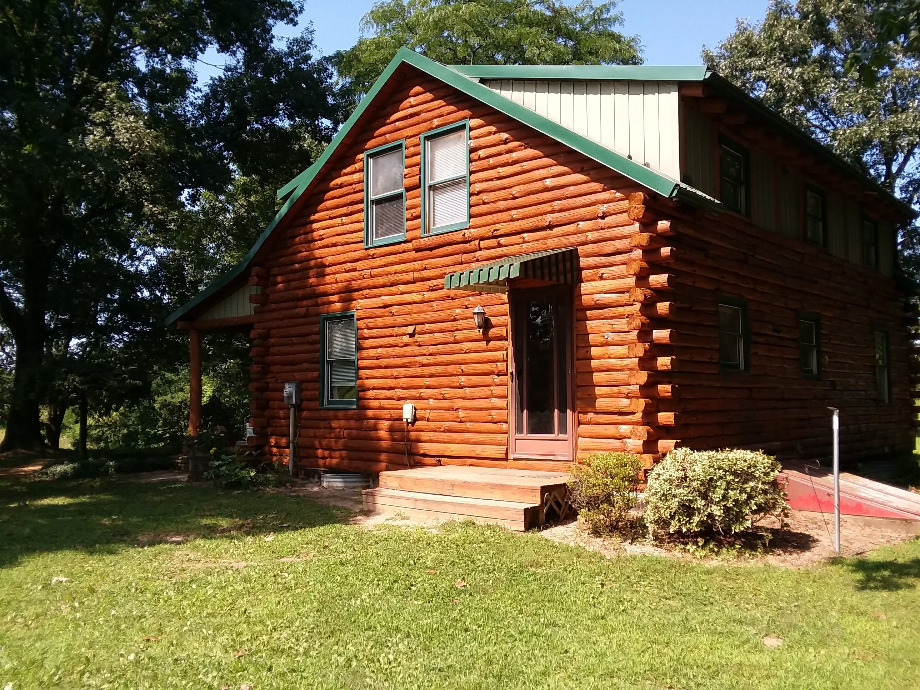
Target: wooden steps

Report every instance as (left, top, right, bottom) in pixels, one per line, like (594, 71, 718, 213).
(363, 466, 571, 531)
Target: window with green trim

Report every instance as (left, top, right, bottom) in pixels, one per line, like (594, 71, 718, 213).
(862, 217, 878, 269)
(320, 312, 357, 408)
(422, 123, 469, 235)
(805, 187, 825, 246)
(365, 142, 405, 247)
(874, 330, 890, 404)
(799, 316, 820, 377)
(719, 139, 749, 216)
(718, 298, 748, 372)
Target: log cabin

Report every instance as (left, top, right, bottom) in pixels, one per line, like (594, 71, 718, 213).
(168, 48, 917, 522)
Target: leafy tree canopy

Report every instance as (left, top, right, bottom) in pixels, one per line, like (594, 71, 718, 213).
(0, 1, 341, 449)
(334, 0, 642, 103)
(703, 0, 920, 229)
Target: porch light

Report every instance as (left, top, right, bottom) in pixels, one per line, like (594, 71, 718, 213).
(472, 305, 487, 331)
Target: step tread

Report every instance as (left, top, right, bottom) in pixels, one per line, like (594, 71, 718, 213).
(365, 487, 536, 509)
(380, 466, 569, 487)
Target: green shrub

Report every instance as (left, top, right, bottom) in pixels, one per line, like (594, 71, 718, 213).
(204, 451, 262, 490)
(39, 452, 177, 480)
(568, 452, 643, 535)
(644, 448, 788, 537)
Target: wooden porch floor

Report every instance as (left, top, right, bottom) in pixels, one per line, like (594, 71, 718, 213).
(362, 466, 572, 531)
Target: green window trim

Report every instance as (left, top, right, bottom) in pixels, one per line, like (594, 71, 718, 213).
(798, 313, 822, 379)
(873, 329, 891, 405)
(421, 121, 470, 236)
(862, 216, 879, 270)
(804, 186, 827, 248)
(717, 296, 750, 373)
(719, 136, 750, 218)
(364, 141, 407, 248)
(320, 311, 358, 410)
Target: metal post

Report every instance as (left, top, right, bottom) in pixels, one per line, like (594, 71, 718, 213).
(830, 406, 840, 555)
(289, 405, 296, 476)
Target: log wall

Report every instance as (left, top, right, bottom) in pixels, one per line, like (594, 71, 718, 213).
(238, 64, 914, 474)
(645, 204, 917, 461)
(245, 66, 669, 473)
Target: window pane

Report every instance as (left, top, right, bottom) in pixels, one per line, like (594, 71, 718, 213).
(863, 220, 878, 267)
(806, 190, 822, 217)
(806, 216, 824, 244)
(799, 320, 816, 346)
(801, 344, 817, 374)
(372, 196, 403, 241)
(431, 178, 467, 228)
(721, 179, 742, 213)
(370, 149, 403, 197)
(874, 331, 887, 366)
(428, 130, 466, 182)
(525, 298, 555, 435)
(326, 318, 356, 360)
(719, 333, 741, 367)
(718, 304, 742, 334)
(721, 148, 743, 182)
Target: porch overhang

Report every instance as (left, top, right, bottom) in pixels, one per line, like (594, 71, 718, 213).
(444, 247, 579, 293)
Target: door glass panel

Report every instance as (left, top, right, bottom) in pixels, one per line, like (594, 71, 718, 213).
(556, 304, 568, 435)
(525, 298, 556, 435)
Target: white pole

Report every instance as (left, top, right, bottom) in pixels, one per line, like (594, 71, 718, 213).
(830, 407, 840, 555)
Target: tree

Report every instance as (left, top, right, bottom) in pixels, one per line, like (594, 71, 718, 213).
(0, 2, 340, 450)
(334, 0, 641, 105)
(702, 0, 920, 267)
(845, 0, 920, 83)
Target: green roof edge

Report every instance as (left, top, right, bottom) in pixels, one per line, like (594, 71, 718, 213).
(449, 64, 710, 81)
(167, 49, 720, 325)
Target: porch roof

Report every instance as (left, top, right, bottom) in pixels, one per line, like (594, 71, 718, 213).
(444, 247, 579, 293)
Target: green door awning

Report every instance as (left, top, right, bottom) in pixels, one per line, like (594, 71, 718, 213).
(444, 247, 579, 293)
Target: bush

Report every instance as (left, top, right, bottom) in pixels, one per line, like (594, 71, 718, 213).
(568, 452, 643, 535)
(644, 448, 788, 537)
(204, 451, 264, 490)
(39, 452, 177, 480)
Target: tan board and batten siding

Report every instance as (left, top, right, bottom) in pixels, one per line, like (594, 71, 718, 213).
(481, 80, 681, 180)
(681, 102, 896, 277)
(199, 284, 261, 321)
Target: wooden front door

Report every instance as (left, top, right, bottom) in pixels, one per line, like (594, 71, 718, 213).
(510, 288, 574, 461)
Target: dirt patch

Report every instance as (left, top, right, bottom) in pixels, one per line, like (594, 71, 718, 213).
(0, 461, 45, 478)
(539, 510, 920, 567)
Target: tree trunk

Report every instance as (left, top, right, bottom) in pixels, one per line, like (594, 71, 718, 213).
(1, 335, 46, 451)
(45, 403, 67, 450)
(0, 240, 52, 452)
(78, 393, 88, 461)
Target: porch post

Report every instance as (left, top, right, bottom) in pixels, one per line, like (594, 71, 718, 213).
(189, 328, 202, 437)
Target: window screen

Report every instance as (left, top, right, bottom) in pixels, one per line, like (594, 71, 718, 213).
(366, 144, 405, 246)
(423, 125, 469, 234)
(805, 189, 825, 246)
(799, 317, 820, 377)
(322, 313, 357, 407)
(720, 143, 747, 215)
(862, 218, 878, 268)
(874, 330, 889, 404)
(718, 301, 747, 371)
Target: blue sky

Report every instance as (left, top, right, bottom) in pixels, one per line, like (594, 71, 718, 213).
(300, 0, 771, 64)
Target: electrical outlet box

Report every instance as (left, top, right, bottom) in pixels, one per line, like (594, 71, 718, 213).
(283, 381, 301, 406)
(402, 403, 416, 424)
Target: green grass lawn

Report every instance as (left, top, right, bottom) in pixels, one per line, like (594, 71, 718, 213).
(1, 474, 919, 689)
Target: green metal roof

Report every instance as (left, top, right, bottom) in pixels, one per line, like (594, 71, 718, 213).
(445, 247, 579, 293)
(167, 48, 914, 326)
(448, 64, 711, 81)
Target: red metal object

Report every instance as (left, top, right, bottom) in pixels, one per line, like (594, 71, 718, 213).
(781, 466, 920, 521)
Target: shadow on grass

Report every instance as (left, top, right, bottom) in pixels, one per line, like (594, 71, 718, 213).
(0, 473, 353, 569)
(841, 556, 920, 591)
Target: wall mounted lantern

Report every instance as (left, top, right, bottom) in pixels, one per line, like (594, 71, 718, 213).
(472, 305, 486, 331)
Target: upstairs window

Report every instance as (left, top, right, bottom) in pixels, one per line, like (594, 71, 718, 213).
(320, 312, 358, 409)
(874, 330, 890, 404)
(720, 139, 749, 216)
(422, 122, 470, 235)
(718, 298, 748, 372)
(799, 316, 821, 377)
(805, 187, 826, 246)
(862, 217, 878, 268)
(365, 142, 405, 247)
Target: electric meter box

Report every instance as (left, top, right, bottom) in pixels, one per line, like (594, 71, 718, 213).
(402, 403, 416, 423)
(283, 381, 301, 406)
